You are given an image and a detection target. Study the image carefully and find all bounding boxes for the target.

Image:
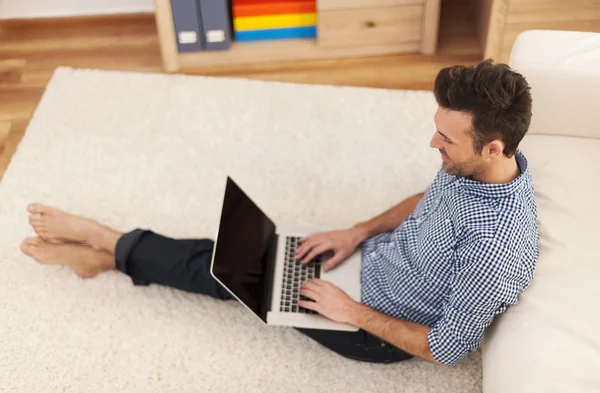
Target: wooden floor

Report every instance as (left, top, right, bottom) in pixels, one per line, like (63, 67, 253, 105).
(0, 0, 482, 181)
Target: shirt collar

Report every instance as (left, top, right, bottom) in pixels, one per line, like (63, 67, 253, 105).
(455, 148, 529, 198)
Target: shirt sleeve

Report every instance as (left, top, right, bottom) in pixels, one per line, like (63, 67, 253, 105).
(427, 239, 525, 366)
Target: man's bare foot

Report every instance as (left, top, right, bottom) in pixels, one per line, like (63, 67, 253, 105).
(20, 237, 115, 279)
(27, 203, 122, 253)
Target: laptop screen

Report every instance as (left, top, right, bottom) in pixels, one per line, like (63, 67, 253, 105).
(211, 177, 276, 322)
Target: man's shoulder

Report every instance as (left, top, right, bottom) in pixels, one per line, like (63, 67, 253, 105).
(448, 194, 498, 230)
(449, 189, 536, 243)
(450, 192, 539, 281)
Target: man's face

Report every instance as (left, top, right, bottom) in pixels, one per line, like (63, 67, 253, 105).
(429, 106, 487, 178)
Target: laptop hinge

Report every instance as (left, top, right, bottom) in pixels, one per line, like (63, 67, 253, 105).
(260, 231, 278, 321)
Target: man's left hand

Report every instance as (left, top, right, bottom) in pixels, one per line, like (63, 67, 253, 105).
(299, 278, 359, 325)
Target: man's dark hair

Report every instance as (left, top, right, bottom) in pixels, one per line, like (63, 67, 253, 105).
(433, 59, 532, 157)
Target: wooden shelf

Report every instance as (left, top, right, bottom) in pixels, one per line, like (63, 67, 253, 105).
(178, 39, 420, 68)
(155, 0, 439, 72)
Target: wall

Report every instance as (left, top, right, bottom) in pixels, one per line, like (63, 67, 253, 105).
(0, 0, 155, 19)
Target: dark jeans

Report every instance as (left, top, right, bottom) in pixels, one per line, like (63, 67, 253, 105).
(115, 229, 414, 364)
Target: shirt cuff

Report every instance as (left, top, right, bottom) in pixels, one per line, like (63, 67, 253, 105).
(428, 320, 469, 367)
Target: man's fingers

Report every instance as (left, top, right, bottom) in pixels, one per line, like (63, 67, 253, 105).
(296, 237, 318, 259)
(295, 244, 309, 260)
(298, 235, 310, 243)
(300, 243, 328, 265)
(322, 253, 344, 272)
(301, 279, 325, 291)
(298, 234, 319, 247)
(299, 232, 321, 243)
(299, 287, 320, 302)
(295, 245, 308, 260)
(307, 278, 327, 287)
(298, 300, 320, 313)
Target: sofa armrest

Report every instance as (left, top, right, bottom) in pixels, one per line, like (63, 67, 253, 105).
(507, 30, 600, 140)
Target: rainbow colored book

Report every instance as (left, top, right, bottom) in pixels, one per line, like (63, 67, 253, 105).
(232, 0, 317, 42)
(233, 0, 316, 17)
(235, 26, 317, 42)
(234, 13, 316, 31)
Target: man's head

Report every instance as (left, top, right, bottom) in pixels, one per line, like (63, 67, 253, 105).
(430, 59, 532, 178)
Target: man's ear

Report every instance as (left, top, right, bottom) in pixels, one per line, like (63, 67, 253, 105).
(485, 140, 504, 159)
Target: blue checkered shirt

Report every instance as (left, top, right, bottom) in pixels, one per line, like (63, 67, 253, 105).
(360, 150, 539, 366)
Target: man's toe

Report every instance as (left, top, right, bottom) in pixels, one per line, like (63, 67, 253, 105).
(27, 203, 50, 215)
(20, 239, 34, 256)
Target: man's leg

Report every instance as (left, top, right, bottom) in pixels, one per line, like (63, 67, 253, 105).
(113, 229, 232, 299)
(296, 328, 414, 364)
(24, 203, 411, 362)
(115, 229, 412, 363)
(26, 203, 232, 300)
(116, 229, 414, 363)
(20, 237, 116, 279)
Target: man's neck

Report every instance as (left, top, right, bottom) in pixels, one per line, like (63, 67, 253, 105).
(472, 155, 520, 184)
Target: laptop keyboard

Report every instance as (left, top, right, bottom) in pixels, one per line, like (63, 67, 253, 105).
(279, 236, 323, 314)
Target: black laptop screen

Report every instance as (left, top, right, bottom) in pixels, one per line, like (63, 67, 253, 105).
(212, 177, 276, 322)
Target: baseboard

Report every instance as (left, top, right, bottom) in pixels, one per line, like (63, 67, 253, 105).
(0, 4, 155, 20)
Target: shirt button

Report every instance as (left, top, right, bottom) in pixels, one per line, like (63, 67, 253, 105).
(445, 218, 450, 224)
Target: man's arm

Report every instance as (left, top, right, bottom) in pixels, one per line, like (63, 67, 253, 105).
(296, 192, 425, 267)
(300, 238, 523, 367)
(299, 278, 441, 364)
(353, 192, 424, 241)
(350, 303, 440, 364)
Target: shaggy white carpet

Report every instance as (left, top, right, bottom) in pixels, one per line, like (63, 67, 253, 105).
(0, 67, 482, 392)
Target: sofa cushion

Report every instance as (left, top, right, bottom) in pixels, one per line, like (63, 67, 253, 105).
(482, 134, 600, 393)
(509, 30, 600, 140)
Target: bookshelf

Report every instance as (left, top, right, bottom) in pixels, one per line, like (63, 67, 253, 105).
(155, 0, 441, 72)
(471, 0, 600, 64)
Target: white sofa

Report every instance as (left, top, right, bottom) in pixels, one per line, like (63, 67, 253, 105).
(482, 30, 600, 393)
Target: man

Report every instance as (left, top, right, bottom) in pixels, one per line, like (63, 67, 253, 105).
(20, 59, 539, 367)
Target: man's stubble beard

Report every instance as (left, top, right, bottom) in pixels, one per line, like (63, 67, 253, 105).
(442, 156, 486, 179)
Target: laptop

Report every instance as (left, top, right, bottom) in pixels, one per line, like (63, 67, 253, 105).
(209, 177, 361, 331)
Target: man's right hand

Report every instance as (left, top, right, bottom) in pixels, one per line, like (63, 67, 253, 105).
(295, 227, 367, 272)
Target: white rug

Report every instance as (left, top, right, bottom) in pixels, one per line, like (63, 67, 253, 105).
(0, 67, 482, 392)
